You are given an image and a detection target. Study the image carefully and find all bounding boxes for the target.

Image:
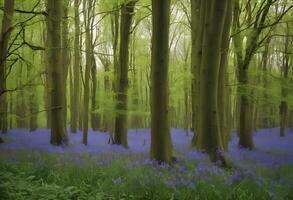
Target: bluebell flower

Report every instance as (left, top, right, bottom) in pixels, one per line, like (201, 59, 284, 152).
(230, 171, 243, 185)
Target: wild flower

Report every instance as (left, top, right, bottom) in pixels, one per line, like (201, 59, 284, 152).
(229, 171, 243, 185)
(175, 164, 186, 173)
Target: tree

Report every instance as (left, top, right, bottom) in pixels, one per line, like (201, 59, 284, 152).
(113, 1, 137, 147)
(150, 0, 173, 163)
(82, 0, 95, 145)
(190, 0, 202, 146)
(46, 0, 68, 145)
(62, 0, 71, 129)
(279, 22, 291, 137)
(0, 0, 15, 133)
(196, 0, 231, 162)
(231, 0, 291, 148)
(71, 0, 81, 133)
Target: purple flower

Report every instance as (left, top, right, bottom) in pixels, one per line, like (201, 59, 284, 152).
(176, 164, 186, 173)
(230, 171, 243, 185)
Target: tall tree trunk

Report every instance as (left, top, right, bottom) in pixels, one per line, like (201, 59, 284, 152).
(261, 38, 271, 128)
(107, 8, 119, 143)
(190, 0, 204, 146)
(28, 32, 38, 131)
(91, 55, 99, 131)
(238, 66, 254, 149)
(150, 0, 173, 163)
(82, 0, 94, 145)
(218, 0, 232, 151)
(62, 0, 70, 129)
(71, 0, 81, 133)
(43, 22, 51, 129)
(98, 54, 111, 132)
(197, 0, 228, 162)
(113, 1, 136, 147)
(280, 24, 290, 137)
(130, 30, 142, 129)
(47, 0, 68, 145)
(0, 0, 15, 133)
(27, 63, 38, 131)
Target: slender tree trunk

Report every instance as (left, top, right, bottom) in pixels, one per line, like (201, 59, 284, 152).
(113, 1, 136, 147)
(0, 0, 15, 133)
(150, 0, 173, 163)
(16, 63, 27, 128)
(71, 0, 81, 133)
(130, 31, 142, 129)
(62, 0, 70, 129)
(47, 0, 68, 145)
(91, 55, 99, 131)
(280, 25, 290, 137)
(43, 22, 51, 129)
(99, 54, 111, 132)
(9, 93, 13, 129)
(107, 8, 120, 143)
(82, 0, 94, 145)
(27, 63, 38, 131)
(183, 46, 190, 135)
(190, 0, 205, 146)
(27, 32, 38, 131)
(261, 38, 271, 128)
(218, 0, 232, 151)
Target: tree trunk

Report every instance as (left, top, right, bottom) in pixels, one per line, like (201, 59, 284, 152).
(150, 0, 173, 163)
(16, 63, 27, 128)
(232, 0, 273, 149)
(218, 0, 232, 151)
(197, 0, 228, 162)
(43, 22, 51, 129)
(82, 0, 94, 145)
(71, 0, 81, 133)
(113, 1, 136, 147)
(0, 0, 15, 133)
(280, 25, 290, 137)
(190, 0, 203, 145)
(91, 55, 99, 131)
(62, 0, 70, 129)
(47, 0, 68, 145)
(238, 67, 254, 149)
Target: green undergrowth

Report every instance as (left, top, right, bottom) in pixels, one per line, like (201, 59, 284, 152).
(0, 151, 292, 200)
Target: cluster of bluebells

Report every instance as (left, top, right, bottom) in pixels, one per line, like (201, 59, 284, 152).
(1, 127, 293, 194)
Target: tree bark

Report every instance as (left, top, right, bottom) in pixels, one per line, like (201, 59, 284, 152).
(91, 55, 99, 131)
(280, 24, 290, 137)
(46, 0, 68, 145)
(71, 0, 81, 133)
(197, 0, 228, 162)
(113, 1, 136, 147)
(190, 0, 203, 146)
(150, 0, 173, 163)
(218, 0, 232, 151)
(62, 0, 70, 129)
(0, 0, 15, 133)
(82, 0, 94, 145)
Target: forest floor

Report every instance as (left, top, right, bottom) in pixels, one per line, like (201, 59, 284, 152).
(0, 128, 293, 200)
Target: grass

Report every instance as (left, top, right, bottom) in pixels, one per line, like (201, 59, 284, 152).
(0, 150, 293, 200)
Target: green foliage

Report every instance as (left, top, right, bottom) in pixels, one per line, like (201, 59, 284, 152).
(1, 152, 292, 200)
